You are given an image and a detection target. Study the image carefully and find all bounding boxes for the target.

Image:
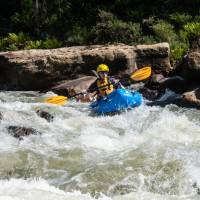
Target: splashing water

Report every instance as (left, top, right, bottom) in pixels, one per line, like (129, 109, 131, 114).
(0, 91, 200, 200)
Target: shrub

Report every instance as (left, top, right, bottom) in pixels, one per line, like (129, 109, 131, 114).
(152, 20, 177, 43)
(65, 26, 89, 46)
(2, 32, 29, 50)
(182, 22, 200, 49)
(25, 40, 42, 49)
(89, 10, 141, 44)
(183, 22, 200, 39)
(0, 38, 6, 51)
(41, 38, 62, 49)
(138, 35, 157, 45)
(169, 13, 192, 28)
(170, 42, 189, 65)
(0, 32, 63, 51)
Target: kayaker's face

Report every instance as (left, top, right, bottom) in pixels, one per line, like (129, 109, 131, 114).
(98, 71, 108, 79)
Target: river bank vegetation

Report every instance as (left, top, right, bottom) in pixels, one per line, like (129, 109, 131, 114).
(0, 0, 200, 64)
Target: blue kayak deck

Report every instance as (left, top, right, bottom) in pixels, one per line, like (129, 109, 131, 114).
(90, 89, 142, 115)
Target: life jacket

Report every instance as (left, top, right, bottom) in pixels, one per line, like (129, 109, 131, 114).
(97, 77, 114, 96)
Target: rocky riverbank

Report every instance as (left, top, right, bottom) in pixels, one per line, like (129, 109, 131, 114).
(0, 41, 200, 108)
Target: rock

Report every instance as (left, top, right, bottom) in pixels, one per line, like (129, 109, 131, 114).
(0, 43, 171, 90)
(51, 76, 97, 96)
(189, 36, 200, 51)
(143, 73, 187, 98)
(150, 87, 200, 109)
(7, 126, 41, 140)
(176, 51, 200, 82)
(139, 87, 162, 101)
(153, 75, 187, 93)
(159, 76, 187, 93)
(181, 88, 200, 108)
(135, 43, 172, 74)
(51, 76, 98, 102)
(0, 112, 3, 121)
(146, 94, 184, 108)
(36, 110, 54, 122)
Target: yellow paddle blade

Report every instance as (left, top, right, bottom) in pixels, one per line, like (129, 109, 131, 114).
(44, 96, 68, 105)
(131, 66, 152, 81)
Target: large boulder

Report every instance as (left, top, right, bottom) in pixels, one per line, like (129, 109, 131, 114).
(174, 36, 200, 82)
(135, 43, 172, 74)
(176, 51, 200, 82)
(0, 43, 171, 90)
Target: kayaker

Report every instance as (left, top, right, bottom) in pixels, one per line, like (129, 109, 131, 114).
(87, 64, 124, 100)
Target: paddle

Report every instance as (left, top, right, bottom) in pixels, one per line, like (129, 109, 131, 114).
(44, 66, 151, 105)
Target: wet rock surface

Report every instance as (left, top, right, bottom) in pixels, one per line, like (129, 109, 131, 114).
(7, 126, 41, 140)
(51, 76, 96, 96)
(36, 110, 54, 122)
(0, 112, 3, 122)
(181, 88, 200, 108)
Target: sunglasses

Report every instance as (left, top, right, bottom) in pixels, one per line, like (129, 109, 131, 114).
(98, 71, 108, 75)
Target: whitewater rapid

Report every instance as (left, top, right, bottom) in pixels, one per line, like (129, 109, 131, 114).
(0, 91, 200, 200)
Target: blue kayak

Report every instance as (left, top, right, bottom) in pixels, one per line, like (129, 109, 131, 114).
(90, 88, 142, 115)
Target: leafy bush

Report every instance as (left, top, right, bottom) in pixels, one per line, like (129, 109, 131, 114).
(0, 32, 62, 51)
(2, 32, 29, 50)
(170, 42, 189, 65)
(152, 20, 177, 43)
(65, 26, 89, 46)
(41, 38, 62, 49)
(0, 38, 6, 51)
(182, 22, 200, 49)
(89, 10, 141, 44)
(138, 35, 157, 45)
(169, 13, 192, 28)
(25, 40, 42, 50)
(183, 22, 200, 39)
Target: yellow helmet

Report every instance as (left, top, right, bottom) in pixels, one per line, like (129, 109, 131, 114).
(97, 64, 109, 73)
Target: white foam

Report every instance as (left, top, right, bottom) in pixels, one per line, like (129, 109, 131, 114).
(0, 179, 112, 200)
(0, 92, 200, 199)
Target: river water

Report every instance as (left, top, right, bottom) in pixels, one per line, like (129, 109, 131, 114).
(0, 91, 200, 200)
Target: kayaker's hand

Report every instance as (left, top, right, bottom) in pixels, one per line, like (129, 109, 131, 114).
(112, 80, 125, 89)
(82, 90, 88, 95)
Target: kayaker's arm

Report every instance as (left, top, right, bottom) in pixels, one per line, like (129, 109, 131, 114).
(109, 77, 125, 89)
(87, 80, 99, 93)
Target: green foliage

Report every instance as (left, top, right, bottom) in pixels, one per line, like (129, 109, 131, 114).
(65, 26, 89, 46)
(152, 20, 177, 43)
(194, 15, 200, 23)
(0, 0, 200, 64)
(183, 22, 200, 39)
(169, 13, 192, 28)
(89, 10, 141, 44)
(0, 32, 62, 51)
(42, 38, 62, 49)
(170, 42, 189, 65)
(25, 40, 42, 50)
(2, 32, 29, 50)
(138, 35, 157, 45)
(7, 32, 29, 45)
(10, 0, 34, 33)
(0, 38, 5, 51)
